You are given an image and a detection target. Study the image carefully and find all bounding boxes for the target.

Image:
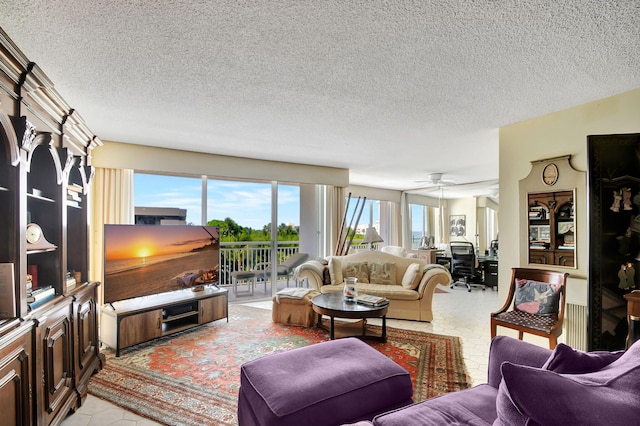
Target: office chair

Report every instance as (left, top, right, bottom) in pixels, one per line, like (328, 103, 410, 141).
(449, 241, 484, 292)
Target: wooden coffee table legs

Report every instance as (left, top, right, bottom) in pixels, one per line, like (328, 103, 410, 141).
(317, 314, 387, 342)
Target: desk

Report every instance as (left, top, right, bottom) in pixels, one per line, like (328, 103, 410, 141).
(409, 248, 439, 263)
(478, 256, 499, 290)
(436, 255, 498, 290)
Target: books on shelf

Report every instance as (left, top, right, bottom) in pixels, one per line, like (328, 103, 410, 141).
(27, 285, 54, 302)
(67, 183, 83, 193)
(66, 272, 77, 291)
(529, 241, 549, 249)
(27, 292, 56, 311)
(558, 244, 575, 250)
(356, 294, 389, 307)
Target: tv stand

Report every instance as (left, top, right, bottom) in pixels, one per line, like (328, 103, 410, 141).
(101, 286, 228, 356)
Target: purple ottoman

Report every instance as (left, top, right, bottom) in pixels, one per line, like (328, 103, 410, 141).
(237, 338, 413, 426)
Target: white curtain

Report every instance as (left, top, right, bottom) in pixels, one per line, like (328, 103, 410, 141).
(400, 192, 412, 249)
(379, 201, 400, 247)
(326, 186, 347, 256)
(89, 168, 134, 305)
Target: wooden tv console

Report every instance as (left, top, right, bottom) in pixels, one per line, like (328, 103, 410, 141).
(101, 286, 228, 356)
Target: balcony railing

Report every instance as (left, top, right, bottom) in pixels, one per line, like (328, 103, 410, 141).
(219, 241, 300, 286)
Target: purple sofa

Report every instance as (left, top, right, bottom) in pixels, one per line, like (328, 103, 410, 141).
(349, 335, 639, 426)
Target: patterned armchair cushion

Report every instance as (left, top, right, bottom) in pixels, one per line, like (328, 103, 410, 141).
(513, 278, 561, 317)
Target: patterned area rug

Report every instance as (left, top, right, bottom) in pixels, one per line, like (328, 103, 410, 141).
(89, 304, 470, 425)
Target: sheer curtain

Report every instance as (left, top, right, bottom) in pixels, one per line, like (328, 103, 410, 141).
(400, 192, 412, 249)
(89, 168, 134, 305)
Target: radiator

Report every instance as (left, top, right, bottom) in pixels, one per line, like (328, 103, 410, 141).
(565, 303, 588, 351)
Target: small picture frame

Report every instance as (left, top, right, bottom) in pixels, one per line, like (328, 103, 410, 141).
(449, 215, 466, 236)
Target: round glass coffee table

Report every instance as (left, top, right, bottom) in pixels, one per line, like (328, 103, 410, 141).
(311, 292, 389, 342)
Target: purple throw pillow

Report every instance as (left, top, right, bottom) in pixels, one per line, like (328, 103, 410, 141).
(494, 340, 640, 426)
(513, 278, 561, 317)
(541, 343, 625, 374)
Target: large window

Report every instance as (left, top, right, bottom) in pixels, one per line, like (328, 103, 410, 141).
(205, 179, 300, 241)
(134, 174, 202, 225)
(339, 197, 380, 250)
(410, 204, 437, 248)
(206, 179, 272, 230)
(134, 173, 300, 241)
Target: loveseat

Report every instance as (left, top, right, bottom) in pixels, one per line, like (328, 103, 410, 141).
(348, 335, 639, 425)
(296, 251, 451, 322)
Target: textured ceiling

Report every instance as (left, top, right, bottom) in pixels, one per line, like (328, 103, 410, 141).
(0, 1, 639, 198)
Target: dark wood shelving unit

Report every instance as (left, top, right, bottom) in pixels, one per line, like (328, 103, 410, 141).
(528, 190, 575, 268)
(0, 28, 103, 425)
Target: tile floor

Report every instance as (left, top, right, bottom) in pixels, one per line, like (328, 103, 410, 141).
(61, 285, 500, 426)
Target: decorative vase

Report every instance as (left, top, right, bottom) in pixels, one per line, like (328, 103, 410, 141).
(343, 277, 358, 302)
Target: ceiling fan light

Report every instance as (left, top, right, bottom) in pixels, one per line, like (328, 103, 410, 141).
(428, 173, 443, 184)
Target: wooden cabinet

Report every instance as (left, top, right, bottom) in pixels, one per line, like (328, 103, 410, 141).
(0, 320, 34, 426)
(200, 295, 228, 324)
(528, 190, 575, 268)
(0, 28, 103, 424)
(33, 299, 74, 426)
(101, 287, 228, 357)
(72, 282, 101, 404)
(119, 310, 163, 349)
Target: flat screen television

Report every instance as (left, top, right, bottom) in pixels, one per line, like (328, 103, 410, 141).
(103, 224, 220, 304)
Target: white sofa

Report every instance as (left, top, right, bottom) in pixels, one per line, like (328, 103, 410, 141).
(296, 251, 451, 322)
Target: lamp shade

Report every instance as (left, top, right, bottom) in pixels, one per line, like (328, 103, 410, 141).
(362, 226, 384, 244)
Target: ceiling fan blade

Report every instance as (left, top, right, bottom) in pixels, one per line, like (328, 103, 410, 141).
(407, 178, 498, 193)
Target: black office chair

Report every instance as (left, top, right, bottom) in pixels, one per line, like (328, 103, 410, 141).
(449, 241, 485, 292)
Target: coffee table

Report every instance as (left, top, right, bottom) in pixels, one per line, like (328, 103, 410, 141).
(311, 292, 389, 342)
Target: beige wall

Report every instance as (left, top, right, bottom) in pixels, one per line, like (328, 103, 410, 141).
(448, 197, 478, 246)
(93, 141, 349, 186)
(499, 88, 640, 315)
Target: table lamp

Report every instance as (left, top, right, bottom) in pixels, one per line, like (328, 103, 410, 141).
(362, 226, 384, 249)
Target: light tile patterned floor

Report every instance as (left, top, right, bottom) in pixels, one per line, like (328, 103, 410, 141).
(62, 285, 499, 425)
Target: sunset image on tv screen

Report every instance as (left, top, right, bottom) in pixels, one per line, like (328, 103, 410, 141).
(104, 225, 220, 303)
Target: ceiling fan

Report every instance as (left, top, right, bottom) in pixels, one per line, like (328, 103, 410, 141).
(409, 172, 499, 195)
(414, 173, 455, 187)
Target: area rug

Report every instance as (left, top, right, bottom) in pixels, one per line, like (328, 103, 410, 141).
(89, 304, 470, 425)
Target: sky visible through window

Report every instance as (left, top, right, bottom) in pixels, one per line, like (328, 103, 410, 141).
(134, 174, 300, 228)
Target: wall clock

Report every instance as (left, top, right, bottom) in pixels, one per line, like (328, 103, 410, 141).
(542, 163, 559, 186)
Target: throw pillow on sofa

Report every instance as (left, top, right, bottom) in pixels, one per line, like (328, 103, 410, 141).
(369, 262, 397, 285)
(542, 343, 625, 374)
(494, 340, 640, 426)
(401, 263, 422, 289)
(328, 257, 343, 284)
(344, 262, 370, 283)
